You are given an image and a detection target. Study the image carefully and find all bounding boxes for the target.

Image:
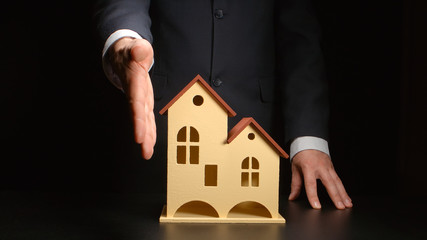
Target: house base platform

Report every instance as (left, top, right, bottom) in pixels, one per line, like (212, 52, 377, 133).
(159, 205, 286, 223)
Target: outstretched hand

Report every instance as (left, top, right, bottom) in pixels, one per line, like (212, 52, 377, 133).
(289, 149, 353, 209)
(109, 37, 156, 160)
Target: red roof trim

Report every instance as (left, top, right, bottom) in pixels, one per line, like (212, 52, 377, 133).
(159, 74, 237, 117)
(228, 117, 289, 159)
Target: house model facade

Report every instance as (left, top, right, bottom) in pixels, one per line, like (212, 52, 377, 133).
(159, 75, 289, 223)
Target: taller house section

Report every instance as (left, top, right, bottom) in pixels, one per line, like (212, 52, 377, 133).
(159, 75, 236, 218)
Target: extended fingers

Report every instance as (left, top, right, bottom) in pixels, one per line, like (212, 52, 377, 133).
(319, 170, 346, 209)
(329, 170, 353, 208)
(141, 109, 156, 160)
(289, 165, 303, 200)
(303, 171, 321, 209)
(129, 76, 156, 159)
(319, 168, 354, 209)
(128, 70, 149, 143)
(130, 71, 155, 160)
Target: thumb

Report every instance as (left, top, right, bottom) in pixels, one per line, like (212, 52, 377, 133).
(130, 40, 153, 70)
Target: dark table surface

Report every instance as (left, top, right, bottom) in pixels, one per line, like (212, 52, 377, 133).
(1, 191, 426, 240)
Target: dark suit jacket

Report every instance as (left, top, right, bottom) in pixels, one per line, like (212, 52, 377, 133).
(95, 0, 329, 151)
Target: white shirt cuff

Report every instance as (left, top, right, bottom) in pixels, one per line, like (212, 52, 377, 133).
(101, 29, 153, 91)
(290, 136, 330, 161)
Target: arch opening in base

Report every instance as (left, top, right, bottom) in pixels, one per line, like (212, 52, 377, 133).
(227, 201, 272, 218)
(174, 201, 219, 218)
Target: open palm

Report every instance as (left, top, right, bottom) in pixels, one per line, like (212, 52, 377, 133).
(109, 38, 156, 160)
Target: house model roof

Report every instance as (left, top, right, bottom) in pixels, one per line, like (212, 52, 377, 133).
(159, 74, 237, 117)
(159, 74, 288, 159)
(228, 117, 289, 159)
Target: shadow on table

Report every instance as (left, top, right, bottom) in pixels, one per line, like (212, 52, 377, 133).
(158, 200, 352, 240)
(284, 200, 352, 240)
(160, 223, 281, 240)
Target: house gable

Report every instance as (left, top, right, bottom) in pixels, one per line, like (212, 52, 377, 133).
(228, 117, 289, 159)
(159, 74, 237, 117)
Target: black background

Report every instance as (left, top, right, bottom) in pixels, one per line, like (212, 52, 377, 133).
(2, 0, 426, 203)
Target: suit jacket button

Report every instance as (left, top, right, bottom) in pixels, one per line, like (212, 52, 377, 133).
(213, 78, 223, 87)
(214, 9, 224, 19)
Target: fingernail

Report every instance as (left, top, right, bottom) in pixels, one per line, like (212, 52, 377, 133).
(345, 199, 353, 207)
(337, 201, 345, 209)
(314, 201, 321, 209)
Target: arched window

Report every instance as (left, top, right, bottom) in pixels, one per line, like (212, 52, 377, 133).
(241, 157, 259, 187)
(177, 126, 199, 164)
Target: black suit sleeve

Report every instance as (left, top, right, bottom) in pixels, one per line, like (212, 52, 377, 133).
(276, 0, 329, 144)
(94, 0, 153, 44)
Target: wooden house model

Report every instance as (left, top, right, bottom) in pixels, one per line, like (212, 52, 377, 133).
(159, 75, 289, 223)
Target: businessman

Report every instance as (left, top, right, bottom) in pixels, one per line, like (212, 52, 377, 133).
(95, 0, 352, 210)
